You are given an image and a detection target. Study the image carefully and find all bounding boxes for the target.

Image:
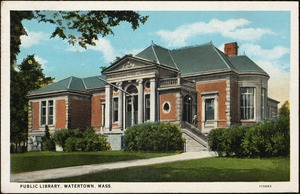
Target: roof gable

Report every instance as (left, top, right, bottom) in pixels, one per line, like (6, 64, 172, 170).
(29, 75, 105, 96)
(228, 55, 268, 76)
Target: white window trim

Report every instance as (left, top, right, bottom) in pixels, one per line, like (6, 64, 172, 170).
(39, 99, 55, 127)
(201, 92, 219, 130)
(162, 101, 171, 114)
(240, 87, 256, 121)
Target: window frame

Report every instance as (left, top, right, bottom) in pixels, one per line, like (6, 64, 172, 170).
(40, 99, 55, 127)
(240, 87, 255, 121)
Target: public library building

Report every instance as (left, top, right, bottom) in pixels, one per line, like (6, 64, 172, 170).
(27, 42, 279, 151)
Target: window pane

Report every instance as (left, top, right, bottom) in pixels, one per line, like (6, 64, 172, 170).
(205, 99, 214, 120)
(240, 87, 255, 120)
(48, 116, 53, 125)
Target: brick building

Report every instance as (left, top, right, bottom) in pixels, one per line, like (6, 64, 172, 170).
(27, 42, 279, 151)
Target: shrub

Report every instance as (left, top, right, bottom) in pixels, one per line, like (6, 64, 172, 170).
(208, 128, 227, 156)
(124, 122, 184, 152)
(53, 128, 110, 152)
(42, 125, 55, 151)
(209, 117, 290, 158)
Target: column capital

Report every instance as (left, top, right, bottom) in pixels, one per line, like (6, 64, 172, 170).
(137, 79, 144, 84)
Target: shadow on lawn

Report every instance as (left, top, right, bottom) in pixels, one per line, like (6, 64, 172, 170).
(46, 165, 290, 182)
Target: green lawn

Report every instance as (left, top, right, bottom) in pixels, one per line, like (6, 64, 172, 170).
(47, 157, 290, 182)
(11, 151, 175, 173)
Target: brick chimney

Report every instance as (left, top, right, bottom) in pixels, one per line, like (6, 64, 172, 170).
(224, 42, 238, 56)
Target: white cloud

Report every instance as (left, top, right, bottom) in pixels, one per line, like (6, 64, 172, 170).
(65, 38, 118, 63)
(257, 60, 289, 106)
(20, 29, 48, 48)
(239, 43, 289, 62)
(156, 18, 276, 47)
(66, 45, 86, 53)
(34, 55, 54, 72)
(235, 43, 290, 106)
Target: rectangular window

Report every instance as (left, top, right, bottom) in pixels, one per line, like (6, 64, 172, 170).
(48, 100, 54, 125)
(41, 101, 47, 125)
(113, 98, 118, 122)
(261, 88, 266, 120)
(205, 99, 214, 121)
(145, 94, 150, 121)
(41, 100, 54, 126)
(240, 87, 254, 120)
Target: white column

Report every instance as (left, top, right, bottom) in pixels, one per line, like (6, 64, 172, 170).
(105, 84, 112, 131)
(138, 79, 144, 124)
(150, 78, 156, 122)
(118, 82, 123, 129)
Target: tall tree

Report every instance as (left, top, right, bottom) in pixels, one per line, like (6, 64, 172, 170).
(10, 11, 148, 151)
(11, 55, 54, 152)
(278, 100, 290, 118)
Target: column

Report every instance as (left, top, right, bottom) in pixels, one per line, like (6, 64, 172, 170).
(138, 79, 144, 124)
(105, 84, 112, 131)
(118, 82, 123, 129)
(150, 78, 156, 122)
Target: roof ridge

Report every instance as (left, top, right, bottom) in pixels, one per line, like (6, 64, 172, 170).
(151, 44, 161, 64)
(67, 76, 73, 89)
(171, 41, 213, 51)
(168, 50, 179, 70)
(212, 45, 235, 71)
(81, 78, 88, 90)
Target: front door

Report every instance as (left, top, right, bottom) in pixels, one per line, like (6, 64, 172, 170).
(126, 95, 138, 128)
(183, 95, 193, 123)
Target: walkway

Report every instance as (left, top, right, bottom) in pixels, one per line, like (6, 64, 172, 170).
(11, 151, 216, 182)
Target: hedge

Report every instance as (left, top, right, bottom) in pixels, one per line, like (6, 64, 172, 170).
(124, 122, 184, 152)
(208, 117, 290, 158)
(53, 128, 110, 152)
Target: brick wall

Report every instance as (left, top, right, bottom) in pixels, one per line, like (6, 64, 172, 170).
(197, 80, 227, 127)
(91, 94, 105, 131)
(159, 93, 177, 121)
(32, 101, 40, 130)
(55, 99, 66, 129)
(68, 97, 91, 129)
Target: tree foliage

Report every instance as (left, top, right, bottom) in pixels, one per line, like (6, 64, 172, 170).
(279, 100, 290, 118)
(10, 11, 148, 67)
(10, 55, 54, 151)
(10, 11, 148, 151)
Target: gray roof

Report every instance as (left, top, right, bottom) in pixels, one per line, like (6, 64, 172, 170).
(30, 42, 268, 97)
(29, 75, 105, 96)
(135, 42, 269, 76)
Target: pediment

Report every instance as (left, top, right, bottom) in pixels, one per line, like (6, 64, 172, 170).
(104, 57, 155, 74)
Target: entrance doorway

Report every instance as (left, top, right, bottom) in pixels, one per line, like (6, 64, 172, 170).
(125, 85, 138, 128)
(183, 95, 193, 123)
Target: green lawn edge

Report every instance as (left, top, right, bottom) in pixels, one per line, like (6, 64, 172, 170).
(11, 151, 175, 173)
(47, 157, 290, 182)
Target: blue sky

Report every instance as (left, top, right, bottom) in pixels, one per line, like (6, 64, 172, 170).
(17, 11, 290, 105)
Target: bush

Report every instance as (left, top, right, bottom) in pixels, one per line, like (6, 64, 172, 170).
(53, 128, 110, 152)
(209, 118, 290, 158)
(208, 128, 227, 156)
(124, 122, 184, 152)
(42, 125, 56, 151)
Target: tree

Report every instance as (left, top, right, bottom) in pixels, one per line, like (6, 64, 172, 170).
(278, 100, 290, 118)
(10, 11, 148, 67)
(10, 55, 54, 152)
(10, 11, 148, 151)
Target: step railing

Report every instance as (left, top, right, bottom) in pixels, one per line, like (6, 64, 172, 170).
(181, 121, 208, 142)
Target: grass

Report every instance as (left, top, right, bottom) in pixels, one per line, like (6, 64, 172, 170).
(11, 151, 175, 173)
(47, 157, 290, 182)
